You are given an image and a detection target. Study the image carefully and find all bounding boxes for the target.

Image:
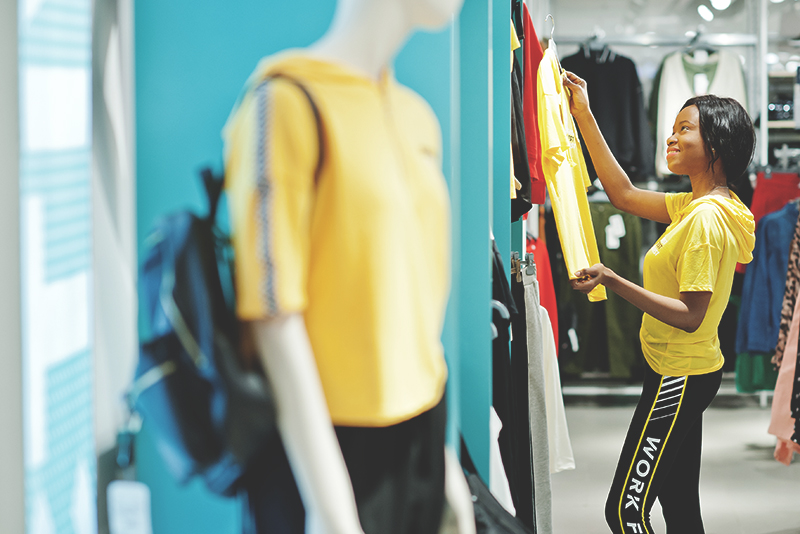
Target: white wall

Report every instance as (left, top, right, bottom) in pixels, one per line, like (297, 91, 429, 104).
(0, 0, 25, 531)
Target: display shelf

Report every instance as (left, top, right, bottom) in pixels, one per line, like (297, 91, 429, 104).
(768, 120, 798, 129)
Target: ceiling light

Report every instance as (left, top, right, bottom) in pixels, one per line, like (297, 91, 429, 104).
(770, 0, 785, 3)
(711, 0, 732, 9)
(698, 5, 715, 21)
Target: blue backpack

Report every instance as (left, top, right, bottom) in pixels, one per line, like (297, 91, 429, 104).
(132, 168, 275, 496)
(131, 76, 324, 496)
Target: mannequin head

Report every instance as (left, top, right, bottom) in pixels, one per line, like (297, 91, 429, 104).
(404, 0, 465, 29)
(314, 0, 464, 79)
(336, 0, 464, 31)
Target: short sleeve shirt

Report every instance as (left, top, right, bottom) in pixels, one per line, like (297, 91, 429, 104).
(223, 53, 450, 426)
(641, 192, 752, 375)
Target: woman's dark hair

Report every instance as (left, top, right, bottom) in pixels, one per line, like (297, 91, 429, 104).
(680, 95, 755, 185)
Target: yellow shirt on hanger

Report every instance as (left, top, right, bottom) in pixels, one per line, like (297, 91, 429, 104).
(223, 52, 450, 426)
(537, 48, 606, 302)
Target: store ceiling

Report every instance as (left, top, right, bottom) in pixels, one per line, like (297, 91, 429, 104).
(548, 0, 799, 39)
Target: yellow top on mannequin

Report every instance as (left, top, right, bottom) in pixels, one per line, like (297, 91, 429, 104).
(224, 52, 450, 426)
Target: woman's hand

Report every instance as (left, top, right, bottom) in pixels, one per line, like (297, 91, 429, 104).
(570, 263, 610, 294)
(563, 71, 591, 120)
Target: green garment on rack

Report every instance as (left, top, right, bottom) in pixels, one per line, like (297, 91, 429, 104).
(735, 353, 780, 393)
(560, 201, 644, 379)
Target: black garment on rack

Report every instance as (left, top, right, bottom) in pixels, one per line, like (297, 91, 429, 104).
(508, 269, 537, 531)
(561, 47, 653, 181)
(492, 239, 519, 503)
(793, 342, 800, 445)
(512, 55, 533, 222)
(512, 0, 524, 42)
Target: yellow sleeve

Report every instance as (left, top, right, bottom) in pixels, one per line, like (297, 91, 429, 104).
(224, 78, 320, 319)
(676, 210, 723, 293)
(537, 56, 568, 167)
(511, 20, 521, 51)
(665, 192, 691, 221)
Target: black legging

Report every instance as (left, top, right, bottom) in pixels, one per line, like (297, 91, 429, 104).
(605, 365, 722, 534)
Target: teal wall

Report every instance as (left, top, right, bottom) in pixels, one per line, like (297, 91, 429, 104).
(135, 3, 336, 532)
(134, 2, 465, 533)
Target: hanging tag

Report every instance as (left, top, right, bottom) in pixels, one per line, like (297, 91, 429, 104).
(605, 214, 626, 250)
(568, 328, 579, 353)
(108, 481, 153, 534)
(693, 72, 709, 95)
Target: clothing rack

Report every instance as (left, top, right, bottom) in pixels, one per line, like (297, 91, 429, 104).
(553, 23, 769, 168)
(510, 251, 535, 282)
(553, 32, 758, 48)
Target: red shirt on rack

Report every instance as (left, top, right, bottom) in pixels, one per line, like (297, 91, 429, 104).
(522, 3, 546, 205)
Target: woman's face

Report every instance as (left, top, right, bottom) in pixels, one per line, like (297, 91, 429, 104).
(666, 105, 712, 177)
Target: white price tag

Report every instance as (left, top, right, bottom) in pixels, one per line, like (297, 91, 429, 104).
(108, 481, 153, 534)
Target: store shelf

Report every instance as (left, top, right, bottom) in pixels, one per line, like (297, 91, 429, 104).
(769, 71, 797, 80)
(768, 120, 798, 129)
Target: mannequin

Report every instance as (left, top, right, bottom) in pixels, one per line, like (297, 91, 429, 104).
(238, 1, 464, 533)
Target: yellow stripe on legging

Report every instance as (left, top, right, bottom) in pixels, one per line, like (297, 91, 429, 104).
(640, 378, 688, 533)
(618, 376, 665, 533)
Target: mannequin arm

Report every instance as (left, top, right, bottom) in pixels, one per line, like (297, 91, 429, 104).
(252, 315, 364, 534)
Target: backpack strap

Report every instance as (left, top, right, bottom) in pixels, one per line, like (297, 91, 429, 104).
(265, 74, 326, 186)
(206, 74, 326, 223)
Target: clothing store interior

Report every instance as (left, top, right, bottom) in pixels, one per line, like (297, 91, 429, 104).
(3, 0, 800, 533)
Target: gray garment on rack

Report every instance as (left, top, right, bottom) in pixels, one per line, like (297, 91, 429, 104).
(522, 266, 552, 534)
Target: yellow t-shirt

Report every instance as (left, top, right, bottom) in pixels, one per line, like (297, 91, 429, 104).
(223, 52, 451, 426)
(641, 192, 755, 376)
(537, 48, 606, 302)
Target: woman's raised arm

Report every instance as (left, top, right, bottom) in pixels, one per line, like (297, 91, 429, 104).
(563, 71, 670, 224)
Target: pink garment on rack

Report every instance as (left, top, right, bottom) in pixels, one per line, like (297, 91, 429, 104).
(768, 288, 800, 465)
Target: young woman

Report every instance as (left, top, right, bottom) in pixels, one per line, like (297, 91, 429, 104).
(563, 71, 756, 533)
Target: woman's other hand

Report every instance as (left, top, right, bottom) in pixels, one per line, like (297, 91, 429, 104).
(563, 71, 591, 119)
(570, 263, 609, 294)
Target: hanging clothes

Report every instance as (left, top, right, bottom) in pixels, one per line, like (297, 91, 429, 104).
(768, 291, 800, 465)
(521, 3, 546, 204)
(774, 215, 800, 367)
(750, 172, 800, 225)
(537, 45, 606, 302)
(653, 50, 748, 177)
(793, 343, 800, 445)
(491, 239, 520, 506)
(527, 236, 558, 355)
(521, 267, 552, 534)
(534, 280, 574, 474)
(557, 202, 643, 378)
(512, 54, 534, 221)
(736, 202, 799, 355)
(509, 272, 537, 531)
(560, 46, 653, 181)
(489, 408, 516, 516)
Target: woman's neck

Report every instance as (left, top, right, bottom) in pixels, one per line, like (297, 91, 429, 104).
(308, 1, 412, 82)
(691, 176, 730, 199)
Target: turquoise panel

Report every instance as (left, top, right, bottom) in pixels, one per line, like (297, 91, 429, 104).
(492, 0, 511, 265)
(395, 25, 459, 446)
(457, 0, 492, 480)
(135, 3, 334, 533)
(135, 3, 457, 532)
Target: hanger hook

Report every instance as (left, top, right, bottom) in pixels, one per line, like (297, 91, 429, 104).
(546, 14, 555, 41)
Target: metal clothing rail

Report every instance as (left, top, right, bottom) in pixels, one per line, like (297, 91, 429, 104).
(552, 33, 758, 48)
